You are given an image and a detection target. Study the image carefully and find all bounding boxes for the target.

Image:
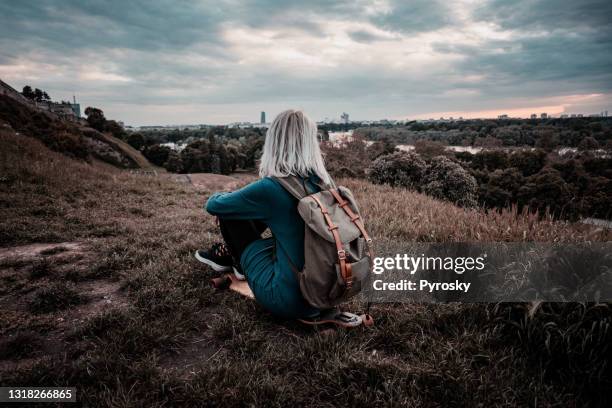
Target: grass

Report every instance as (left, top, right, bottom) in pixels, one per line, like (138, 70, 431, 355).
(0, 125, 610, 406)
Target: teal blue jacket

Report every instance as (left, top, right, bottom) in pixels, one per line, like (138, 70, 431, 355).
(206, 176, 320, 318)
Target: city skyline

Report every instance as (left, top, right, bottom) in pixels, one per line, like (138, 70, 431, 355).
(1, 1, 611, 126)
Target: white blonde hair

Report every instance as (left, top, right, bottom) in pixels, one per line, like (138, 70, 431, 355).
(259, 109, 332, 185)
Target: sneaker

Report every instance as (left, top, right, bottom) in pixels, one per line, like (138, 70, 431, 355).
(232, 266, 246, 281)
(194, 243, 233, 272)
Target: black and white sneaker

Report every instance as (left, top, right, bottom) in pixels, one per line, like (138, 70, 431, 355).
(194, 243, 233, 272)
(195, 243, 246, 281)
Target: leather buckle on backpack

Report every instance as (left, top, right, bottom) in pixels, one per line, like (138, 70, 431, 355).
(337, 249, 346, 260)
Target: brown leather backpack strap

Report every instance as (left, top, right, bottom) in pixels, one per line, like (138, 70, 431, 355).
(328, 189, 374, 260)
(273, 176, 309, 200)
(311, 195, 352, 289)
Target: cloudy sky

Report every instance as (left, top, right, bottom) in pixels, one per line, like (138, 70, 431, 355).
(1, 0, 611, 125)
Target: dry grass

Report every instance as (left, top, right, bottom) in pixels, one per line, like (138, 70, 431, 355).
(0, 127, 610, 407)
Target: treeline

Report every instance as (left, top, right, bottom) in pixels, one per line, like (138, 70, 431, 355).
(140, 134, 264, 174)
(355, 117, 612, 149)
(323, 136, 611, 220)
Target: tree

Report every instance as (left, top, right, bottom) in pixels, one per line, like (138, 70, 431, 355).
(509, 149, 547, 176)
(578, 136, 599, 150)
(127, 133, 145, 150)
(105, 120, 126, 139)
(22, 86, 51, 102)
(517, 167, 575, 218)
(84, 107, 107, 132)
(414, 139, 447, 159)
(22, 85, 34, 99)
(164, 151, 183, 173)
(367, 151, 427, 190)
(33, 88, 50, 102)
(142, 144, 171, 166)
(535, 129, 558, 152)
(422, 156, 479, 208)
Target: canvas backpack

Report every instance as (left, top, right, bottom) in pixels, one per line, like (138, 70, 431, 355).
(273, 176, 374, 309)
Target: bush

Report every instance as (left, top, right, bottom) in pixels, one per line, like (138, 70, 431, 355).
(414, 139, 447, 159)
(422, 156, 478, 208)
(142, 144, 171, 167)
(470, 150, 509, 171)
(509, 149, 547, 176)
(479, 168, 524, 209)
(127, 132, 145, 150)
(321, 136, 372, 179)
(367, 151, 427, 190)
(517, 167, 575, 217)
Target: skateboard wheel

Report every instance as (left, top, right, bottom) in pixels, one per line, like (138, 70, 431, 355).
(361, 314, 374, 327)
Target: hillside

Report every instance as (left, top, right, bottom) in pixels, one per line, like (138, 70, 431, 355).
(0, 93, 146, 169)
(0, 128, 610, 406)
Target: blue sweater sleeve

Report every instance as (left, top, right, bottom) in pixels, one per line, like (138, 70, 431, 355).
(205, 178, 274, 220)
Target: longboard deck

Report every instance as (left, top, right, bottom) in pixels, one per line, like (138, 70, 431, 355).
(209, 273, 371, 328)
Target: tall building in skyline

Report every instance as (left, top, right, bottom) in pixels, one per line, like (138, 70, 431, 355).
(340, 112, 349, 124)
(260, 111, 266, 124)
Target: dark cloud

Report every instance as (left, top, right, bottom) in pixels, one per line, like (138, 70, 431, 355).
(0, 0, 610, 124)
(347, 30, 390, 44)
(0, 1, 225, 53)
(370, 0, 453, 33)
(474, 0, 612, 31)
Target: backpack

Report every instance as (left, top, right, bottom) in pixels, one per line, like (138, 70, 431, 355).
(273, 176, 374, 309)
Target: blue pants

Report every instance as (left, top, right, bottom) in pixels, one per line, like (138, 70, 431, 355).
(218, 218, 319, 319)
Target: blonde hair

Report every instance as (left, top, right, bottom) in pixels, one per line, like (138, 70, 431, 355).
(259, 109, 332, 185)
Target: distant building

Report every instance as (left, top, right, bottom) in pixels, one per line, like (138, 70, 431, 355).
(540, 113, 548, 119)
(530, 114, 537, 119)
(560, 114, 568, 119)
(498, 114, 509, 119)
(605, 110, 609, 117)
(577, 114, 584, 118)
(260, 111, 266, 124)
(570, 114, 577, 118)
(340, 112, 349, 124)
(71, 95, 80, 118)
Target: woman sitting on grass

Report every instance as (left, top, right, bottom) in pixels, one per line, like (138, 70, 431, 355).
(195, 109, 330, 319)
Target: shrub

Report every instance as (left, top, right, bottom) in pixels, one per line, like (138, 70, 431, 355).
(479, 168, 524, 208)
(127, 132, 145, 150)
(422, 156, 478, 208)
(509, 149, 547, 176)
(470, 150, 509, 171)
(321, 136, 372, 179)
(367, 151, 427, 190)
(142, 144, 171, 167)
(517, 167, 575, 217)
(414, 139, 447, 159)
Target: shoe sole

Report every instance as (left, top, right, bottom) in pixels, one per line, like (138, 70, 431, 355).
(194, 251, 232, 272)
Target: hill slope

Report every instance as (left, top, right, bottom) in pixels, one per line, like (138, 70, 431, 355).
(0, 93, 144, 168)
(0, 130, 610, 407)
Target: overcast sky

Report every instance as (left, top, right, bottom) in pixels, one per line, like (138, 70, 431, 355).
(1, 0, 611, 125)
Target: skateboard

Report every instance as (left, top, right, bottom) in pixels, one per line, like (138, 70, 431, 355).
(210, 273, 373, 328)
